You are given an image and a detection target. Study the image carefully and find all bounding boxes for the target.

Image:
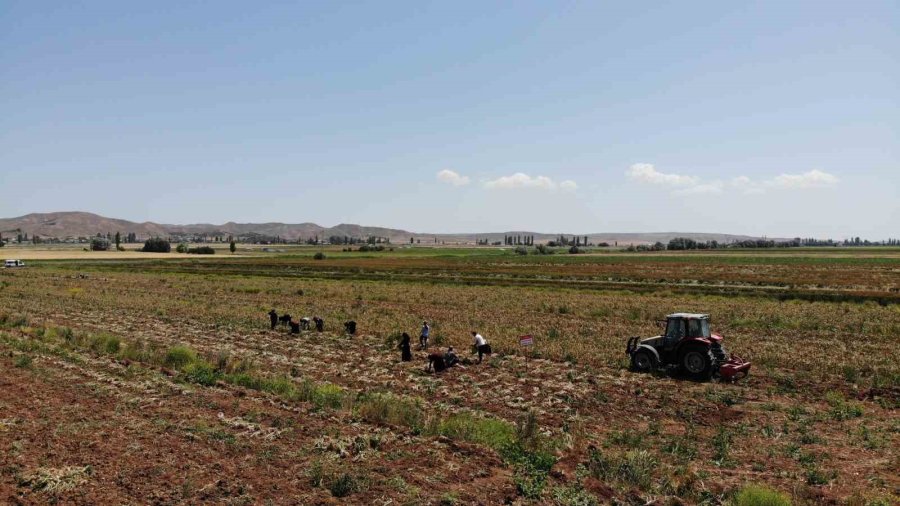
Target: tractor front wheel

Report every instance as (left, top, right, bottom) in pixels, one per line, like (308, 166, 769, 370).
(630, 350, 656, 372)
(681, 348, 713, 380)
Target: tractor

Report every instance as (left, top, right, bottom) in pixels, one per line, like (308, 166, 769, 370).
(626, 313, 750, 380)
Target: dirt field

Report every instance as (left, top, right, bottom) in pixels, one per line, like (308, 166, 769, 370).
(0, 248, 897, 505)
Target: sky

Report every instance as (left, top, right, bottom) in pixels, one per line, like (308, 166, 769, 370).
(1, 1, 897, 238)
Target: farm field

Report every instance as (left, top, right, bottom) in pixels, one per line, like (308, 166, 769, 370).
(0, 248, 897, 505)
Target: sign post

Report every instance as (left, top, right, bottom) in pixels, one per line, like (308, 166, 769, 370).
(519, 335, 534, 375)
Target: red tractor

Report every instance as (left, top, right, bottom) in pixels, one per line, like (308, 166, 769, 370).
(626, 313, 750, 380)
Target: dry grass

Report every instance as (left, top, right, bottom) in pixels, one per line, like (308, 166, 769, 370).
(4, 262, 895, 387)
(18, 466, 93, 494)
(0, 249, 897, 504)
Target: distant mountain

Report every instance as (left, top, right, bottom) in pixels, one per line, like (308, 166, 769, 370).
(0, 212, 171, 239)
(0, 211, 784, 245)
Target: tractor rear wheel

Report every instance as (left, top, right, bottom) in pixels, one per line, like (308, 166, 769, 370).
(680, 347, 713, 380)
(631, 350, 656, 372)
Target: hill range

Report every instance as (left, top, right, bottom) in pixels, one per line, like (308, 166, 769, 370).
(0, 211, 783, 245)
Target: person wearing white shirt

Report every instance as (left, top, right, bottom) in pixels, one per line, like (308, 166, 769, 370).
(471, 331, 492, 363)
(420, 321, 430, 350)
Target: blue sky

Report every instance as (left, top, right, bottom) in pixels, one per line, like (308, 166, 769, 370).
(1, 1, 897, 238)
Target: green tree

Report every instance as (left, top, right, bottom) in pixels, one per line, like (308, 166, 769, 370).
(141, 237, 171, 253)
(230, 240, 236, 254)
(90, 237, 110, 251)
(115, 231, 121, 250)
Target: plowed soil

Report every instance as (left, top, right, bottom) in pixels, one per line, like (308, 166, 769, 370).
(0, 254, 897, 504)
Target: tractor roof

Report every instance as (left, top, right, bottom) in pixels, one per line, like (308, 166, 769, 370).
(666, 313, 709, 319)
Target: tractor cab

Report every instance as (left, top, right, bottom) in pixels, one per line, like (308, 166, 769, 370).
(663, 313, 717, 344)
(626, 313, 750, 381)
(657, 313, 713, 360)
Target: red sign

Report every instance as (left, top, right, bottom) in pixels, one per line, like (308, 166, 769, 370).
(519, 335, 534, 346)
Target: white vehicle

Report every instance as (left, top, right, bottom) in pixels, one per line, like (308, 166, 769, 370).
(4, 259, 26, 268)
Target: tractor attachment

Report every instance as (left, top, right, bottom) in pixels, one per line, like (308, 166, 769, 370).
(718, 355, 751, 381)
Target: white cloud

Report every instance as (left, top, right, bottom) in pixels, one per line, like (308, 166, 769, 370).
(730, 175, 765, 194)
(484, 173, 576, 191)
(768, 169, 839, 189)
(626, 163, 699, 187)
(730, 170, 839, 193)
(559, 180, 578, 191)
(436, 169, 470, 187)
(629, 163, 839, 196)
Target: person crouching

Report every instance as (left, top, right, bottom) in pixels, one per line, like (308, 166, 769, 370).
(427, 352, 446, 373)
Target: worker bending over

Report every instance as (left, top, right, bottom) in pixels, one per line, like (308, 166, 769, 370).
(472, 331, 492, 363)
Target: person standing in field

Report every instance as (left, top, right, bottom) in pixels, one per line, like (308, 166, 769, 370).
(399, 332, 412, 362)
(472, 331, 491, 363)
(268, 309, 278, 330)
(419, 321, 430, 350)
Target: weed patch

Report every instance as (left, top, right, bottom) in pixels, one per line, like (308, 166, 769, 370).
(825, 391, 863, 420)
(734, 484, 791, 506)
(18, 465, 93, 494)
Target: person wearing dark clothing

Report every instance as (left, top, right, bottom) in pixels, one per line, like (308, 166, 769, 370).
(344, 320, 357, 335)
(268, 310, 278, 330)
(427, 352, 447, 373)
(300, 317, 310, 330)
(289, 319, 300, 334)
(399, 332, 412, 362)
(444, 347, 459, 368)
(313, 316, 324, 332)
(279, 314, 292, 327)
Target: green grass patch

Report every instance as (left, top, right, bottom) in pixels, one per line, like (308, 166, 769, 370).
(14, 354, 33, 369)
(825, 391, 863, 420)
(586, 447, 656, 490)
(734, 484, 791, 506)
(433, 412, 517, 449)
(356, 393, 425, 431)
(164, 346, 199, 369)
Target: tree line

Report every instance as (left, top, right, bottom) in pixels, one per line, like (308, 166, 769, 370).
(628, 236, 900, 252)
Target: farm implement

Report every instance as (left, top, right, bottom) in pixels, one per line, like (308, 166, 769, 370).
(626, 313, 751, 381)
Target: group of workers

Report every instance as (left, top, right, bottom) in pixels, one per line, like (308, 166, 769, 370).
(268, 309, 329, 334)
(400, 321, 492, 373)
(267, 313, 491, 373)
